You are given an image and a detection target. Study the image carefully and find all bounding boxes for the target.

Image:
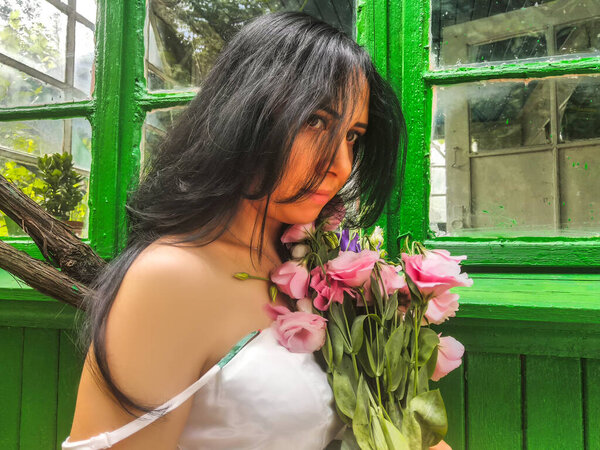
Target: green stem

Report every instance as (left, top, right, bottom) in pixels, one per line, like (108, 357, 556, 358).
(414, 307, 419, 396)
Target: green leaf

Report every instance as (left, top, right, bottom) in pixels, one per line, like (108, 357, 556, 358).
(408, 390, 448, 448)
(380, 417, 410, 450)
(384, 325, 405, 392)
(321, 329, 333, 372)
(343, 291, 356, 324)
(339, 427, 362, 450)
(352, 375, 374, 450)
(330, 323, 346, 367)
(330, 303, 347, 336)
(357, 338, 376, 378)
(333, 368, 357, 419)
(375, 326, 386, 376)
(417, 327, 440, 368)
(350, 315, 367, 354)
(400, 410, 422, 450)
(369, 406, 389, 450)
(425, 346, 438, 379)
(384, 292, 399, 321)
(403, 272, 423, 305)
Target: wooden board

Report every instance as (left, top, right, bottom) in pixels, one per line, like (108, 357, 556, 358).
(0, 327, 24, 450)
(19, 328, 59, 450)
(525, 355, 583, 449)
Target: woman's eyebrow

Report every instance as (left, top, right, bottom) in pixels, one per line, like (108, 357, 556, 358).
(319, 107, 368, 130)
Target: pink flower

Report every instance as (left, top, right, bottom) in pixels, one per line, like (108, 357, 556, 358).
(296, 297, 314, 313)
(425, 291, 459, 325)
(281, 223, 315, 243)
(431, 334, 464, 382)
(363, 263, 408, 303)
(270, 261, 310, 299)
(402, 249, 473, 298)
(323, 205, 346, 231)
(263, 303, 328, 353)
(327, 250, 380, 287)
(309, 267, 353, 311)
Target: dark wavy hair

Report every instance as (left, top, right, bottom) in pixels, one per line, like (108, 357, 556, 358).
(78, 10, 407, 417)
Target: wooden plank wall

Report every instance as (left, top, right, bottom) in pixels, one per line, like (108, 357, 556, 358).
(0, 327, 84, 450)
(1, 318, 598, 449)
(432, 318, 600, 450)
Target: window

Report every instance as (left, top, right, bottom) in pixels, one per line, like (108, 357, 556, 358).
(0, 0, 95, 240)
(387, 0, 600, 268)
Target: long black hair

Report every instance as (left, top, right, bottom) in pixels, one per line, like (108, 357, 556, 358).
(78, 10, 407, 417)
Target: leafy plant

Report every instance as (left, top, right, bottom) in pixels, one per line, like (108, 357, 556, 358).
(34, 153, 85, 221)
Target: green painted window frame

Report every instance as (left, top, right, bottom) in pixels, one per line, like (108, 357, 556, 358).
(355, 0, 600, 270)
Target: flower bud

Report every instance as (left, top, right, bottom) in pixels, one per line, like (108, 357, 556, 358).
(233, 272, 250, 280)
(291, 244, 310, 259)
(324, 232, 340, 249)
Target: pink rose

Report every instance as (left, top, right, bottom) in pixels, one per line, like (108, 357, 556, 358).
(402, 249, 473, 298)
(431, 334, 464, 382)
(281, 223, 315, 243)
(425, 291, 459, 325)
(263, 303, 328, 353)
(270, 261, 310, 299)
(326, 250, 380, 287)
(323, 205, 346, 231)
(309, 267, 353, 311)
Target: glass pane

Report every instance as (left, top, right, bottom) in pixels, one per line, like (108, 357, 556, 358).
(76, 0, 96, 23)
(0, 0, 96, 107)
(0, 118, 91, 238)
(145, 0, 356, 92)
(560, 75, 600, 142)
(431, 0, 600, 68)
(429, 76, 600, 238)
(74, 22, 95, 94)
(141, 107, 185, 175)
(434, 80, 551, 153)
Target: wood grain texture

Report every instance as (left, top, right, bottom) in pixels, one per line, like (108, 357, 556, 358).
(56, 330, 84, 447)
(435, 318, 600, 359)
(525, 355, 584, 450)
(431, 362, 465, 450)
(19, 328, 59, 450)
(584, 358, 599, 450)
(466, 352, 522, 449)
(0, 327, 23, 450)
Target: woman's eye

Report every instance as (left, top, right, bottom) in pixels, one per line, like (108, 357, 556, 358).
(307, 115, 326, 129)
(346, 130, 360, 143)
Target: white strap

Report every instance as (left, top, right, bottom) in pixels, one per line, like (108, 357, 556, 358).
(62, 364, 222, 449)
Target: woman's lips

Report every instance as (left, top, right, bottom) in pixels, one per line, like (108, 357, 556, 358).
(310, 191, 332, 205)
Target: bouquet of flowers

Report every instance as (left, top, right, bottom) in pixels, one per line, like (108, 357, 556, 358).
(237, 211, 472, 450)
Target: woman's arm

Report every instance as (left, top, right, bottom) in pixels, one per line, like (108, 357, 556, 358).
(68, 245, 220, 449)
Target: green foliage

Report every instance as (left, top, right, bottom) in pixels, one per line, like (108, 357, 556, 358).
(34, 153, 85, 221)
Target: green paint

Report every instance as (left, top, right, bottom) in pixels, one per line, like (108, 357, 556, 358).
(424, 57, 600, 85)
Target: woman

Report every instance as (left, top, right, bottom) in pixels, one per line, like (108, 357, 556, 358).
(63, 10, 426, 449)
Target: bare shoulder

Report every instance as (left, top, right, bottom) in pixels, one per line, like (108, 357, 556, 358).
(68, 239, 228, 448)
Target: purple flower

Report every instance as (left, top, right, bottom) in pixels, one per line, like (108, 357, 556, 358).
(338, 229, 361, 252)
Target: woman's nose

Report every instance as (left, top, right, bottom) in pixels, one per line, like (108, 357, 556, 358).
(329, 141, 353, 183)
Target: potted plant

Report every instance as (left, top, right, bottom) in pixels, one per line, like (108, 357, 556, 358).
(35, 153, 86, 234)
(0, 161, 46, 236)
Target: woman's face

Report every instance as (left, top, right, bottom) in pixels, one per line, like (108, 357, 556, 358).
(265, 79, 370, 225)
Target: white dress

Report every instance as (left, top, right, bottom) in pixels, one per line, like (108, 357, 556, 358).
(62, 326, 347, 449)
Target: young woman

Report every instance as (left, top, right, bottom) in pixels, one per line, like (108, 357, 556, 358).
(61, 10, 441, 449)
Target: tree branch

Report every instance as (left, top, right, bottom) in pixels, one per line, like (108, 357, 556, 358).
(0, 239, 89, 310)
(0, 174, 106, 286)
